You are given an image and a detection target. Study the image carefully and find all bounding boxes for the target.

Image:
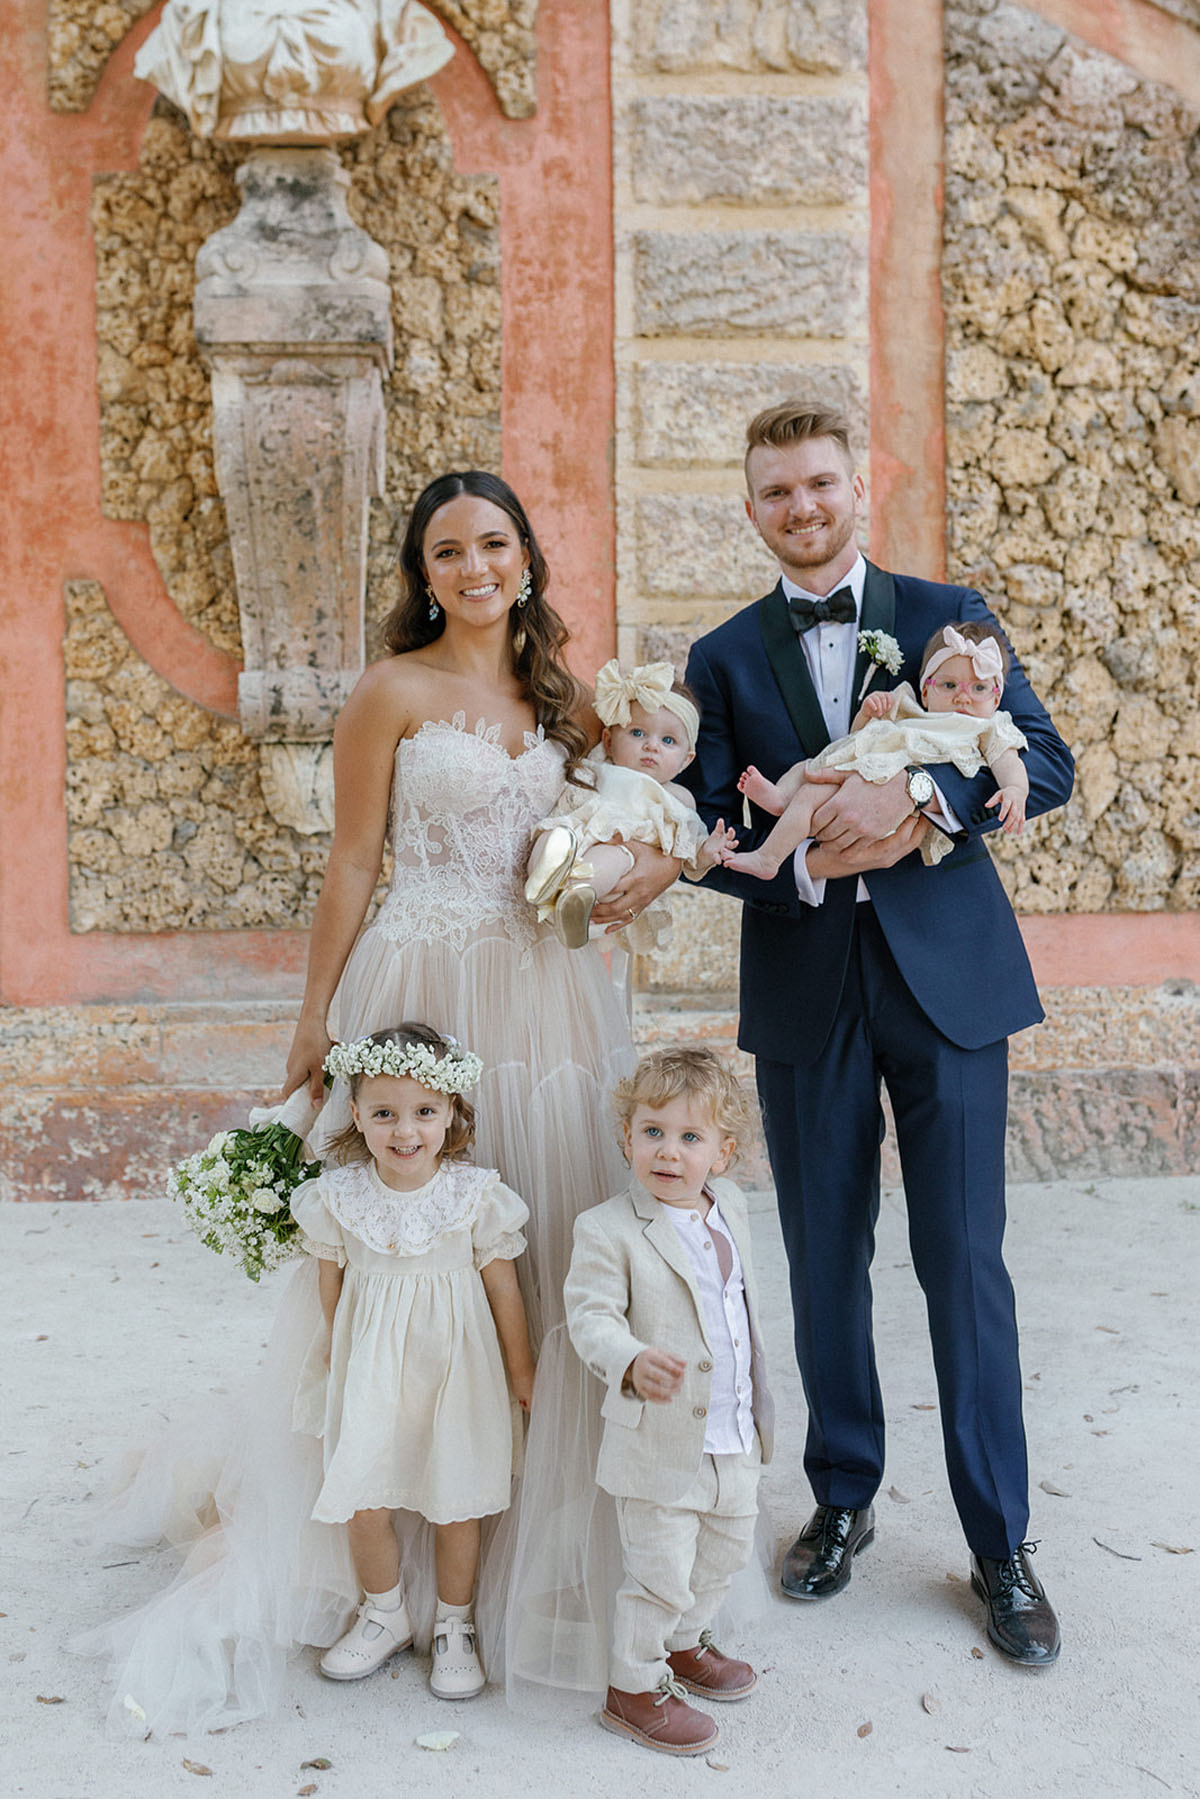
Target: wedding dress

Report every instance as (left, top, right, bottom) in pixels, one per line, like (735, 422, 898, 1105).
(76, 715, 636, 1734)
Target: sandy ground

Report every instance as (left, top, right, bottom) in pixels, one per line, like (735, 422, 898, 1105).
(2, 1173, 1198, 1799)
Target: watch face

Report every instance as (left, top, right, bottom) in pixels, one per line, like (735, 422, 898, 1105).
(908, 768, 935, 804)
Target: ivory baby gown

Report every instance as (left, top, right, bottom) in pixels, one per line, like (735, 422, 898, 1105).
(77, 715, 637, 1733)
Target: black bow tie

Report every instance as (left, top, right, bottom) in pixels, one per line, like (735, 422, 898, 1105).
(787, 587, 856, 634)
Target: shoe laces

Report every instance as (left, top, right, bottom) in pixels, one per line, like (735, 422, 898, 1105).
(995, 1540, 1040, 1598)
(654, 1675, 689, 1706)
(695, 1630, 718, 1659)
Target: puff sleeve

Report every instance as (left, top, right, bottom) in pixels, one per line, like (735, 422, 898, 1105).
(470, 1172, 529, 1271)
(290, 1176, 346, 1267)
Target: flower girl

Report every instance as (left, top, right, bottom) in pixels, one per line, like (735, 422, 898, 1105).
(77, 1023, 533, 1731)
(296, 1024, 534, 1699)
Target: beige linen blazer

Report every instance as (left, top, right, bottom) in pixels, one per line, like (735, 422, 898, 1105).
(564, 1176, 774, 1506)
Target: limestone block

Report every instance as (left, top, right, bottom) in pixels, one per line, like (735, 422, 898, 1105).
(989, 427, 1064, 489)
(630, 363, 867, 468)
(632, 0, 866, 75)
(633, 231, 864, 340)
(946, 343, 1009, 404)
(975, 6, 1065, 70)
(633, 494, 779, 599)
(1042, 462, 1101, 537)
(1154, 416, 1200, 504)
(629, 97, 866, 207)
(1057, 341, 1122, 388)
(636, 885, 741, 994)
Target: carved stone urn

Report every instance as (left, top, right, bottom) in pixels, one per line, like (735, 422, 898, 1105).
(134, 1, 455, 831)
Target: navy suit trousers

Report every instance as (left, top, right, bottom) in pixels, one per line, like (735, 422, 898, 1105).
(756, 905, 1030, 1558)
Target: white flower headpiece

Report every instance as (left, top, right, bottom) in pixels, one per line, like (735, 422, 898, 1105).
(324, 1035, 484, 1095)
(593, 659, 699, 750)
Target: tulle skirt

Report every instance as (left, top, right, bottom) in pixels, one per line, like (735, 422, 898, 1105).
(74, 918, 639, 1734)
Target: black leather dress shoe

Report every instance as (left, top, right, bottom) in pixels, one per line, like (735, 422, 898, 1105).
(780, 1504, 875, 1600)
(970, 1542, 1061, 1666)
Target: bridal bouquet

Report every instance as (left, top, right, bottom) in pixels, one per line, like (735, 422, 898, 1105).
(167, 1090, 322, 1282)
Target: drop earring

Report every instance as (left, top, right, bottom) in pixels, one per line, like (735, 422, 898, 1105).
(426, 584, 440, 623)
(512, 568, 531, 656)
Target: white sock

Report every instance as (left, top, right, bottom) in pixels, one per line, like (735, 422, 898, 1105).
(364, 1582, 404, 1612)
(435, 1597, 473, 1625)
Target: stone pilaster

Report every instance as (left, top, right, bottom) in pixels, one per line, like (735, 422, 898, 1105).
(611, 0, 870, 1001)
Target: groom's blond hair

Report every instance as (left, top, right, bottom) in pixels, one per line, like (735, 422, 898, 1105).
(744, 402, 855, 483)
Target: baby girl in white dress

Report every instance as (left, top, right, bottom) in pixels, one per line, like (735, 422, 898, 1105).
(295, 1022, 534, 1701)
(724, 622, 1029, 879)
(524, 661, 735, 950)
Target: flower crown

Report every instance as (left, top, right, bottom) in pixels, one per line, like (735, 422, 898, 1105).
(323, 1035, 484, 1095)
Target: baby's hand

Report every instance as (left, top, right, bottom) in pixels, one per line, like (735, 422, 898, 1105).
(986, 786, 1027, 833)
(861, 692, 893, 719)
(698, 817, 738, 872)
(627, 1347, 686, 1404)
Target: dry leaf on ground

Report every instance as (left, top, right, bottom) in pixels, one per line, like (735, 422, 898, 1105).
(1151, 1541, 1194, 1555)
(298, 1787, 317, 1797)
(922, 1692, 941, 1714)
(1039, 1480, 1071, 1497)
(35, 1695, 65, 1705)
(1095, 1325, 1120, 1334)
(857, 1721, 873, 1738)
(970, 1647, 984, 1659)
(300, 1761, 333, 1772)
(706, 1759, 730, 1771)
(415, 1731, 460, 1751)
(182, 1760, 213, 1777)
(1094, 1538, 1141, 1561)
(946, 1745, 971, 1753)
(887, 1485, 911, 1504)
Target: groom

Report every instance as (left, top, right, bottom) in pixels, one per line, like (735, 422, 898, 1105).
(681, 402, 1074, 1666)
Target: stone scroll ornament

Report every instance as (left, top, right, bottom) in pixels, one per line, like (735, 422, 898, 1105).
(133, 3, 455, 832)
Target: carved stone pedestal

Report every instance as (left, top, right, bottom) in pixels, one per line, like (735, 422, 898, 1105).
(195, 147, 393, 832)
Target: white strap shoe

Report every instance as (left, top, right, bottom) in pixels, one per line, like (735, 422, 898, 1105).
(320, 1597, 414, 1681)
(429, 1615, 485, 1700)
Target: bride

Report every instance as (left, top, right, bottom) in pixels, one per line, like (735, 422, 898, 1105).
(80, 471, 680, 1734)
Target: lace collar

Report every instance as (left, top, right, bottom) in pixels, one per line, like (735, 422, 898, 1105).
(322, 1158, 492, 1257)
(404, 710, 549, 762)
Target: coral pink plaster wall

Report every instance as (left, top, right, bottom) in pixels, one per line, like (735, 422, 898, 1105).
(0, 0, 614, 1010)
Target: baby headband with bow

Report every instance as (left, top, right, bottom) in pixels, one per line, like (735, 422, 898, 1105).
(593, 659, 700, 750)
(922, 626, 1005, 688)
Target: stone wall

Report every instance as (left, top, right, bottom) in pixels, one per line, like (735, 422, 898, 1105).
(944, 0, 1200, 915)
(47, 0, 540, 119)
(64, 580, 331, 931)
(611, 0, 870, 1000)
(79, 88, 499, 929)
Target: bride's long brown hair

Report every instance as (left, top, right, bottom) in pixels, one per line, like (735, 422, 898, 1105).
(383, 471, 590, 775)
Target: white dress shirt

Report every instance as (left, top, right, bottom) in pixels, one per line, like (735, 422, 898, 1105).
(665, 1196, 756, 1455)
(779, 555, 959, 906)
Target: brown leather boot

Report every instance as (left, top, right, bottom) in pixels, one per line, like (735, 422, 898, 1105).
(667, 1629, 757, 1700)
(600, 1677, 719, 1755)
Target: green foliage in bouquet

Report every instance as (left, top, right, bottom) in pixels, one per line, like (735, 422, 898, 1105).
(168, 1121, 321, 1282)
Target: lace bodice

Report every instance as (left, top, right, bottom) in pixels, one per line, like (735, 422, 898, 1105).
(372, 713, 568, 955)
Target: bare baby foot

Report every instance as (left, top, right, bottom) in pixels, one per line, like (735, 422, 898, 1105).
(738, 766, 785, 815)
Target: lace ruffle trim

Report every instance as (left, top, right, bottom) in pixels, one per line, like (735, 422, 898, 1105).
(321, 1160, 505, 1259)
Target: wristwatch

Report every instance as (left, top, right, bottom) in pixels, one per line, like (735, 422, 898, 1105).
(905, 766, 935, 813)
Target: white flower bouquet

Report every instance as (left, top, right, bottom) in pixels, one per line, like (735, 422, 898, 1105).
(167, 1090, 322, 1282)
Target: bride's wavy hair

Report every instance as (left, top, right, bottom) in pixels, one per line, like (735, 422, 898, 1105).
(382, 471, 590, 776)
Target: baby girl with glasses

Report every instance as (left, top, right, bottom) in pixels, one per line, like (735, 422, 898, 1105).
(525, 661, 735, 949)
(724, 621, 1029, 879)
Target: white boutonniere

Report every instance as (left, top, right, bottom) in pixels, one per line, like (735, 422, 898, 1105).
(856, 629, 904, 701)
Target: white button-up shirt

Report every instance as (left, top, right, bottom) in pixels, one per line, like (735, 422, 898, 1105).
(665, 1196, 756, 1455)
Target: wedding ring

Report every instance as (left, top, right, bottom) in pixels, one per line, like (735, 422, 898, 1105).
(626, 906, 636, 921)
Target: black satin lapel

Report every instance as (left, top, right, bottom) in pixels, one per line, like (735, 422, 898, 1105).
(758, 586, 830, 754)
(853, 561, 899, 703)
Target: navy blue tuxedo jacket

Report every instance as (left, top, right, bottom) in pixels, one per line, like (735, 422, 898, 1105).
(683, 564, 1075, 1065)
